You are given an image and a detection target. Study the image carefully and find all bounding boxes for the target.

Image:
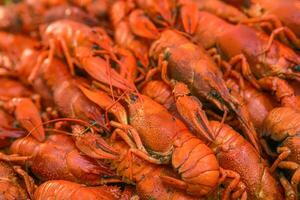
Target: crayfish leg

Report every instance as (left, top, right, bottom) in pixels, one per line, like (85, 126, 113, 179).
(110, 121, 148, 153)
(228, 54, 261, 90)
(231, 182, 247, 200)
(258, 76, 299, 108)
(28, 51, 49, 83)
(276, 160, 300, 198)
(260, 138, 277, 158)
(13, 166, 36, 199)
(241, 15, 292, 47)
(130, 149, 163, 164)
(142, 53, 167, 86)
(279, 172, 297, 200)
(218, 168, 246, 200)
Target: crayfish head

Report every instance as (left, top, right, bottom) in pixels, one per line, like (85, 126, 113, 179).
(128, 93, 139, 103)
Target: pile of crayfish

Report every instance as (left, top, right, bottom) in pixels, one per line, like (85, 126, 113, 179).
(1, 0, 300, 199)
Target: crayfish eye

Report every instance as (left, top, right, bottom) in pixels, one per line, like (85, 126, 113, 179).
(210, 89, 218, 97)
(92, 44, 101, 50)
(156, 15, 163, 21)
(243, 0, 251, 8)
(137, 60, 143, 68)
(129, 94, 138, 102)
(293, 65, 300, 72)
(163, 51, 171, 61)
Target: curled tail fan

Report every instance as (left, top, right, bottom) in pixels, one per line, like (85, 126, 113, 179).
(171, 136, 219, 197)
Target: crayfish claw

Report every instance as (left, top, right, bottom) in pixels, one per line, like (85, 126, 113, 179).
(66, 150, 116, 181)
(179, 1, 199, 35)
(12, 98, 45, 142)
(128, 9, 160, 40)
(173, 82, 215, 142)
(72, 127, 119, 160)
(78, 85, 128, 124)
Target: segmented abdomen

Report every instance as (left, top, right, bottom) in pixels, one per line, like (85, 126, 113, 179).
(172, 132, 219, 196)
(34, 180, 121, 200)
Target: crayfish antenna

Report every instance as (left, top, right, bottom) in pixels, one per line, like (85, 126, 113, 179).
(34, 118, 102, 134)
(218, 68, 261, 152)
(216, 107, 228, 137)
(72, 125, 119, 160)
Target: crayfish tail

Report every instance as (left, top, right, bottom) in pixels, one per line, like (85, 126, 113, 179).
(172, 136, 220, 197)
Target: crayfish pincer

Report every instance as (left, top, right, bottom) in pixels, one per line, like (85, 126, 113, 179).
(149, 29, 260, 152)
